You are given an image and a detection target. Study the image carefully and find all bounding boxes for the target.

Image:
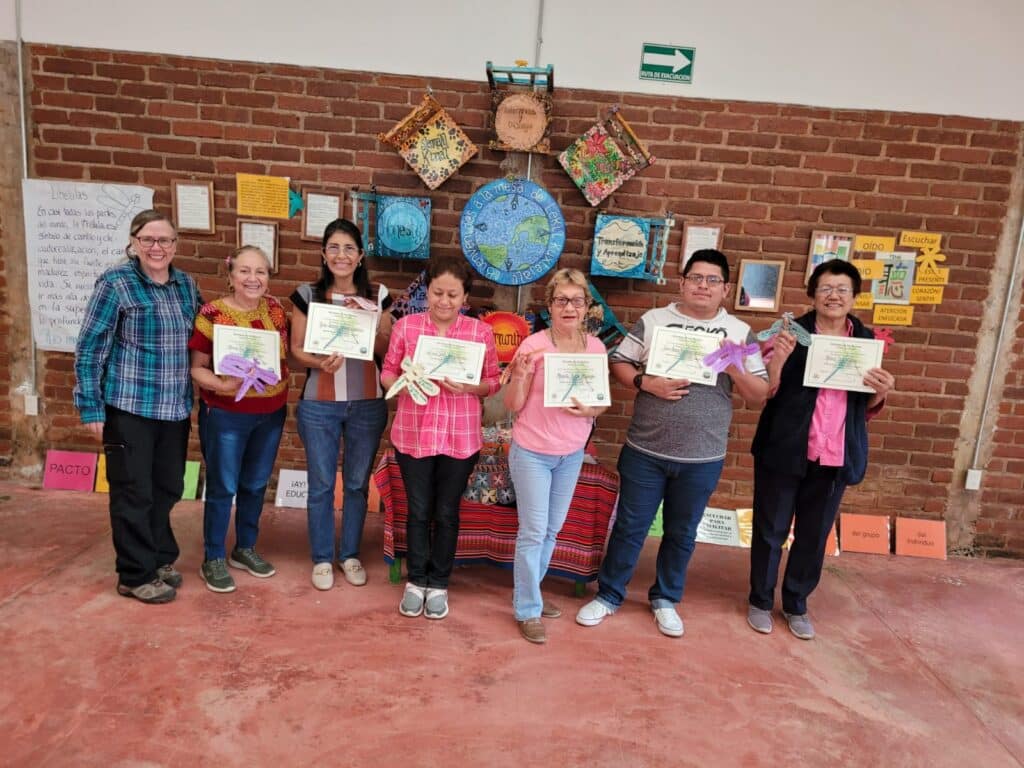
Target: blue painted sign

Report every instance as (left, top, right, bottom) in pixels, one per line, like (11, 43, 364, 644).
(377, 195, 431, 260)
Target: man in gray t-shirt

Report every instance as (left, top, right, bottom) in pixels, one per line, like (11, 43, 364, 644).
(576, 250, 768, 638)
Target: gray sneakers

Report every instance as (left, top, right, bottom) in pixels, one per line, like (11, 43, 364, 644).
(747, 605, 774, 634)
(782, 611, 815, 640)
(228, 547, 275, 578)
(424, 588, 449, 620)
(117, 578, 176, 604)
(156, 564, 183, 588)
(200, 558, 236, 593)
(399, 583, 425, 617)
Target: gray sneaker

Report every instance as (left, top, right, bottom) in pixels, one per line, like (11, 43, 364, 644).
(782, 611, 815, 640)
(228, 547, 275, 578)
(747, 605, 773, 634)
(399, 582, 425, 617)
(424, 588, 449, 620)
(200, 559, 237, 593)
(156, 564, 183, 588)
(117, 578, 176, 604)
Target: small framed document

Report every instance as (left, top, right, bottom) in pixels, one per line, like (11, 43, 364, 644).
(302, 302, 378, 361)
(646, 327, 720, 385)
(681, 223, 724, 269)
(212, 325, 282, 377)
(237, 219, 279, 272)
(412, 336, 486, 384)
(301, 190, 343, 242)
(171, 179, 215, 234)
(543, 353, 610, 408)
(803, 336, 884, 393)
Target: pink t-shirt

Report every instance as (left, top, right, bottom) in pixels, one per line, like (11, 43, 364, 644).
(510, 330, 607, 456)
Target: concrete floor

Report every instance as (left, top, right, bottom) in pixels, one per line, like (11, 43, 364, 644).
(0, 483, 1021, 768)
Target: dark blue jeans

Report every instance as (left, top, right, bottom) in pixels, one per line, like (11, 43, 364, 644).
(596, 444, 724, 610)
(296, 398, 388, 564)
(198, 403, 286, 561)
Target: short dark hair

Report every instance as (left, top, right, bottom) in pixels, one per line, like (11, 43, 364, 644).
(683, 249, 730, 283)
(427, 255, 473, 294)
(807, 259, 862, 297)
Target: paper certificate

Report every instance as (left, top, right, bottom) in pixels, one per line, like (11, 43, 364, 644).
(543, 353, 611, 408)
(412, 336, 486, 384)
(645, 327, 720, 386)
(302, 302, 378, 361)
(212, 325, 281, 377)
(803, 336, 884, 393)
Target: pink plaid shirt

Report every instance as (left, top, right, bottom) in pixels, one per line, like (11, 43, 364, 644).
(382, 312, 501, 459)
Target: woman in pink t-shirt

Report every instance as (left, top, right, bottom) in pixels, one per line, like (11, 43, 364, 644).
(503, 269, 608, 644)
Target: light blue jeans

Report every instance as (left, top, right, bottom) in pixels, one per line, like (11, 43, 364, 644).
(509, 441, 585, 621)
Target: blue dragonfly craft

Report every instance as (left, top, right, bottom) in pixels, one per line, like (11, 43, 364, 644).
(756, 312, 812, 347)
(385, 357, 440, 406)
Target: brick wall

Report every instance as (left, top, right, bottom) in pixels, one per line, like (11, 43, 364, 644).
(19, 44, 1024, 555)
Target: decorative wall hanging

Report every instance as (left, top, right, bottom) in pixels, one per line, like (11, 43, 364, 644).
(481, 311, 532, 364)
(805, 230, 855, 284)
(486, 61, 554, 154)
(460, 177, 566, 286)
(378, 93, 478, 190)
(558, 106, 655, 206)
(350, 188, 432, 261)
(589, 213, 675, 284)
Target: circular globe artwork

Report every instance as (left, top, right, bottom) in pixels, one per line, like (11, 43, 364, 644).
(460, 178, 566, 286)
(377, 196, 430, 260)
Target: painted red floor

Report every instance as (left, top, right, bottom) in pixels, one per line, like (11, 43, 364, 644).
(0, 483, 1021, 767)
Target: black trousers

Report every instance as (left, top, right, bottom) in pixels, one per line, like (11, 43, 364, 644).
(748, 460, 847, 615)
(103, 406, 190, 587)
(394, 449, 478, 589)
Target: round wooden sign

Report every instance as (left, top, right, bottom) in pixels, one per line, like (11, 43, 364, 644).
(494, 93, 548, 151)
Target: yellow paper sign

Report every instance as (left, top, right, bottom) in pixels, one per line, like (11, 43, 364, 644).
(915, 266, 950, 285)
(854, 235, 896, 253)
(910, 285, 944, 304)
(853, 292, 874, 310)
(851, 259, 885, 280)
(899, 230, 942, 250)
(95, 452, 109, 493)
(236, 173, 290, 219)
(873, 304, 914, 326)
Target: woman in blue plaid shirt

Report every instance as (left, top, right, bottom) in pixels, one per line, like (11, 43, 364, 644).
(74, 210, 201, 604)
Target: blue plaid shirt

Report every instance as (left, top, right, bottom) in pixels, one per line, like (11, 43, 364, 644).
(74, 260, 201, 424)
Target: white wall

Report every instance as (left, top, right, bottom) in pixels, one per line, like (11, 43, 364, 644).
(4, 0, 1024, 120)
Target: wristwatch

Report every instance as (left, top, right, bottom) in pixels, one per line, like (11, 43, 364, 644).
(633, 373, 645, 390)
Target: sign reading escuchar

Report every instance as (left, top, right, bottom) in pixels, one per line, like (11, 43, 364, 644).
(639, 43, 695, 84)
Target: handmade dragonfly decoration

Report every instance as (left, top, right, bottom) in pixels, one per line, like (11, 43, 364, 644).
(702, 341, 760, 374)
(218, 354, 281, 402)
(385, 357, 440, 406)
(756, 312, 813, 347)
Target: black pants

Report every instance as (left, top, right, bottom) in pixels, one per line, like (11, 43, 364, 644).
(748, 460, 846, 615)
(394, 449, 478, 589)
(103, 406, 190, 587)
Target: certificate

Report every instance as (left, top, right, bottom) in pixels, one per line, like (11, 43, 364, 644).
(213, 325, 281, 377)
(543, 353, 611, 408)
(803, 336, 884, 393)
(302, 302, 378, 360)
(412, 335, 486, 384)
(645, 327, 720, 386)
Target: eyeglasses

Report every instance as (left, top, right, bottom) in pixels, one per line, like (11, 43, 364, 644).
(815, 285, 853, 297)
(551, 296, 588, 308)
(683, 274, 725, 287)
(135, 236, 177, 249)
(325, 244, 360, 256)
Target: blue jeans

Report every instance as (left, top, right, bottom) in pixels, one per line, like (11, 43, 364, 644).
(297, 398, 388, 564)
(198, 403, 286, 561)
(509, 442, 585, 620)
(596, 443, 724, 610)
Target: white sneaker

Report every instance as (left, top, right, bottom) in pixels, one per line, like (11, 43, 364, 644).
(652, 606, 684, 637)
(311, 562, 334, 591)
(575, 599, 613, 627)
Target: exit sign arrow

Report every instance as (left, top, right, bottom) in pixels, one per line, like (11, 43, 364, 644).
(639, 42, 695, 84)
(642, 48, 690, 73)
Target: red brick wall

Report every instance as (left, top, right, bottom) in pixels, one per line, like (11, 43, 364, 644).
(21, 44, 1024, 555)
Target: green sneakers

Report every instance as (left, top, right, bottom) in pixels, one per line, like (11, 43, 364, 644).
(228, 547, 276, 578)
(200, 558, 236, 593)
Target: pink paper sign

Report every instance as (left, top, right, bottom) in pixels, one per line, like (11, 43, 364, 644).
(43, 450, 98, 491)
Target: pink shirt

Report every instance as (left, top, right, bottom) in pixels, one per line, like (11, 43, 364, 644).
(382, 312, 501, 459)
(806, 318, 856, 466)
(510, 331, 607, 456)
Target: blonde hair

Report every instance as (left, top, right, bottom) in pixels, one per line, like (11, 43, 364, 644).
(544, 268, 590, 306)
(227, 245, 272, 273)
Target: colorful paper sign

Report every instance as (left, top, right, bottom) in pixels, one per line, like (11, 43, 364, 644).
(851, 259, 885, 280)
(871, 252, 916, 305)
(895, 517, 947, 559)
(840, 512, 890, 554)
(873, 304, 914, 325)
(854, 235, 896, 253)
(915, 266, 950, 285)
(854, 292, 874, 310)
(43, 450, 97, 491)
(94, 452, 109, 493)
(899, 231, 942, 250)
(481, 311, 531, 364)
(275, 468, 308, 508)
(182, 460, 200, 501)
(910, 285, 944, 304)
(695, 507, 743, 547)
(236, 173, 290, 219)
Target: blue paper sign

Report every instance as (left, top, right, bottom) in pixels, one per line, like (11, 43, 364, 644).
(377, 195, 431, 260)
(590, 214, 651, 279)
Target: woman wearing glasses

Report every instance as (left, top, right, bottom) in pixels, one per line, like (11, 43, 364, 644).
(747, 259, 894, 640)
(503, 269, 607, 644)
(74, 210, 201, 604)
(290, 219, 393, 591)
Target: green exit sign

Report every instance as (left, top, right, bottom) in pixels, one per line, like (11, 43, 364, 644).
(639, 42, 695, 84)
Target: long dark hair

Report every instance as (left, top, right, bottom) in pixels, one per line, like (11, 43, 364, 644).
(312, 218, 371, 302)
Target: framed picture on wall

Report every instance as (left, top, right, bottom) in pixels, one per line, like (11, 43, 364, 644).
(806, 230, 855, 284)
(735, 259, 786, 313)
(170, 179, 215, 234)
(681, 222, 724, 269)
(301, 190, 343, 242)
(236, 219, 279, 273)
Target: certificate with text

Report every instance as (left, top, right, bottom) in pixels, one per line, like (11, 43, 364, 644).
(645, 327, 720, 386)
(412, 335, 486, 384)
(302, 302, 378, 361)
(212, 325, 281, 377)
(543, 353, 611, 408)
(803, 336, 884, 393)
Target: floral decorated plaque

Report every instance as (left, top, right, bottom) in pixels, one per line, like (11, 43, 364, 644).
(379, 94, 478, 190)
(558, 107, 655, 206)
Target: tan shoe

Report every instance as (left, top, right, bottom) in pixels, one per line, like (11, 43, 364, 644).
(541, 599, 562, 619)
(311, 562, 334, 591)
(340, 558, 367, 586)
(518, 618, 547, 644)
(117, 578, 176, 604)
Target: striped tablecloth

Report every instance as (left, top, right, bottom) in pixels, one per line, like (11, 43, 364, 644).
(374, 451, 619, 582)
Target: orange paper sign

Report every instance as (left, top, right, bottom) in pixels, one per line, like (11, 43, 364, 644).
(894, 517, 947, 559)
(840, 512, 890, 554)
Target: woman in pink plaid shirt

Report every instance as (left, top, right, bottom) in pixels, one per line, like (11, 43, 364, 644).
(381, 256, 501, 620)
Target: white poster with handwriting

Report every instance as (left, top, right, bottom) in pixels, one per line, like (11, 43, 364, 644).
(22, 179, 154, 352)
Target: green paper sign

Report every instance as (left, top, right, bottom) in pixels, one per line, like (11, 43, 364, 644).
(640, 43, 695, 84)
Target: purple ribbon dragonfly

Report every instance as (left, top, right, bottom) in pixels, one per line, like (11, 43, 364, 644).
(218, 354, 281, 402)
(702, 341, 759, 374)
